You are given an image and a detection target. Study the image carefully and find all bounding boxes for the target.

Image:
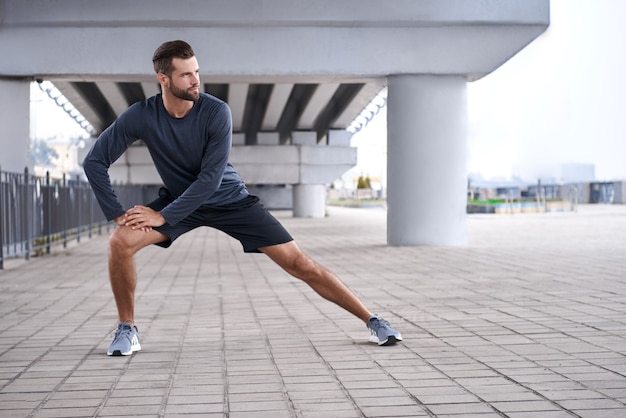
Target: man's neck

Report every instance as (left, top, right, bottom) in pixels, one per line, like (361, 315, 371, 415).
(162, 93, 194, 118)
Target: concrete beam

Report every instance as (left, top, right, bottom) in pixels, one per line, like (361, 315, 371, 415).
(1, 0, 550, 28)
(262, 84, 293, 130)
(96, 82, 128, 115)
(228, 83, 248, 132)
(0, 1, 549, 82)
(298, 83, 340, 129)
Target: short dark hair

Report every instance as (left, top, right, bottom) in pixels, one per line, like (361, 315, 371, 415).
(152, 40, 195, 75)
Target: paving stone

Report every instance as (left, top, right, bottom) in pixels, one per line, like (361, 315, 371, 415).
(35, 407, 100, 417)
(506, 412, 575, 418)
(490, 400, 564, 412)
(557, 398, 626, 410)
(572, 410, 626, 418)
(427, 402, 496, 415)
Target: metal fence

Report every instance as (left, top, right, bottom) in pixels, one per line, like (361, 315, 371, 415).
(0, 167, 148, 269)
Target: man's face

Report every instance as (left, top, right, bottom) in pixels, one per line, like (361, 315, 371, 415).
(165, 57, 200, 102)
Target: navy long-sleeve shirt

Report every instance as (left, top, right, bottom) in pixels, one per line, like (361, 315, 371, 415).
(83, 93, 248, 226)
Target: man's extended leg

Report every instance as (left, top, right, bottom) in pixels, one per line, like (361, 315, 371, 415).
(261, 240, 371, 321)
(260, 241, 402, 345)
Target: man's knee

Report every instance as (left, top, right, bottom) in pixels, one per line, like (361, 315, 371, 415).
(109, 227, 167, 257)
(288, 252, 321, 279)
(262, 242, 322, 279)
(109, 228, 140, 257)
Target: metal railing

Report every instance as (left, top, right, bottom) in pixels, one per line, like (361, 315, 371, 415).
(0, 167, 147, 269)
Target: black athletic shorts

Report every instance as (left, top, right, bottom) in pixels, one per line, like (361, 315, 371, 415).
(148, 188, 293, 253)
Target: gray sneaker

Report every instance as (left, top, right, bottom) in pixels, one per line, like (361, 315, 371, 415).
(367, 315, 402, 346)
(107, 322, 141, 356)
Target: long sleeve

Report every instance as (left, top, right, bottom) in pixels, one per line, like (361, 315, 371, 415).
(82, 109, 139, 221)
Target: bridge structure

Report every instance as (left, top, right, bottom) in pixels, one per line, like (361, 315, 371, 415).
(0, 0, 550, 246)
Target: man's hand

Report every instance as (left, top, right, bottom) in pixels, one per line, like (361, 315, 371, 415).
(114, 214, 127, 227)
(121, 205, 166, 232)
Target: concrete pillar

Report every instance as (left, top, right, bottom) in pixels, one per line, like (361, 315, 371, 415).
(387, 74, 467, 246)
(0, 79, 31, 173)
(293, 184, 326, 218)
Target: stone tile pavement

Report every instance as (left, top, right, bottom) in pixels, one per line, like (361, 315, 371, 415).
(1, 204, 625, 417)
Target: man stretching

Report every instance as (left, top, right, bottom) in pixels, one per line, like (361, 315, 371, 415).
(83, 40, 402, 356)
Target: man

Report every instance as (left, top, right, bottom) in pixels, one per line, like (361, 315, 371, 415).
(83, 40, 402, 356)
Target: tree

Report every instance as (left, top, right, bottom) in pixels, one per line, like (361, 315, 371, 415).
(357, 175, 371, 189)
(30, 139, 58, 167)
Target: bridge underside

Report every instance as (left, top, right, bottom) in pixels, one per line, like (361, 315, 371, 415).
(51, 79, 384, 146)
(0, 0, 550, 244)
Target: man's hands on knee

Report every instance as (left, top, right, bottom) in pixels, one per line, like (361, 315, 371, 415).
(115, 206, 166, 232)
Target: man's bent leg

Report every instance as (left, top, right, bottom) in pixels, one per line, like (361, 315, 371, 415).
(108, 226, 168, 326)
(260, 241, 372, 323)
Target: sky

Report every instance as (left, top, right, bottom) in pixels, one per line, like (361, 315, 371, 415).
(30, 82, 92, 141)
(349, 0, 626, 183)
(32, 0, 626, 182)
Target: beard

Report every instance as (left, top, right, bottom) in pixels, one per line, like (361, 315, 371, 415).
(168, 83, 200, 102)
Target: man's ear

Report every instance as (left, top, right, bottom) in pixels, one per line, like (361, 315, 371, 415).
(157, 72, 168, 87)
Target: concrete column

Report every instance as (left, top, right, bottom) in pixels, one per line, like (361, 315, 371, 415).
(0, 79, 31, 173)
(387, 74, 467, 246)
(293, 184, 326, 218)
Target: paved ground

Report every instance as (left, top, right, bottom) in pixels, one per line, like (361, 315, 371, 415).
(1, 204, 625, 418)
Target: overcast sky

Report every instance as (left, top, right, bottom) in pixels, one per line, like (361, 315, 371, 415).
(30, 82, 90, 140)
(351, 0, 626, 183)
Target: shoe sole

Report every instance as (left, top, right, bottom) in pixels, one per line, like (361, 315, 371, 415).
(379, 335, 402, 346)
(107, 349, 140, 356)
(107, 344, 141, 356)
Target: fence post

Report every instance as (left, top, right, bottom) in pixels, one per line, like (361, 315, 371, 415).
(0, 165, 4, 270)
(23, 167, 30, 261)
(45, 171, 51, 254)
(88, 183, 93, 239)
(62, 173, 67, 248)
(75, 178, 81, 244)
